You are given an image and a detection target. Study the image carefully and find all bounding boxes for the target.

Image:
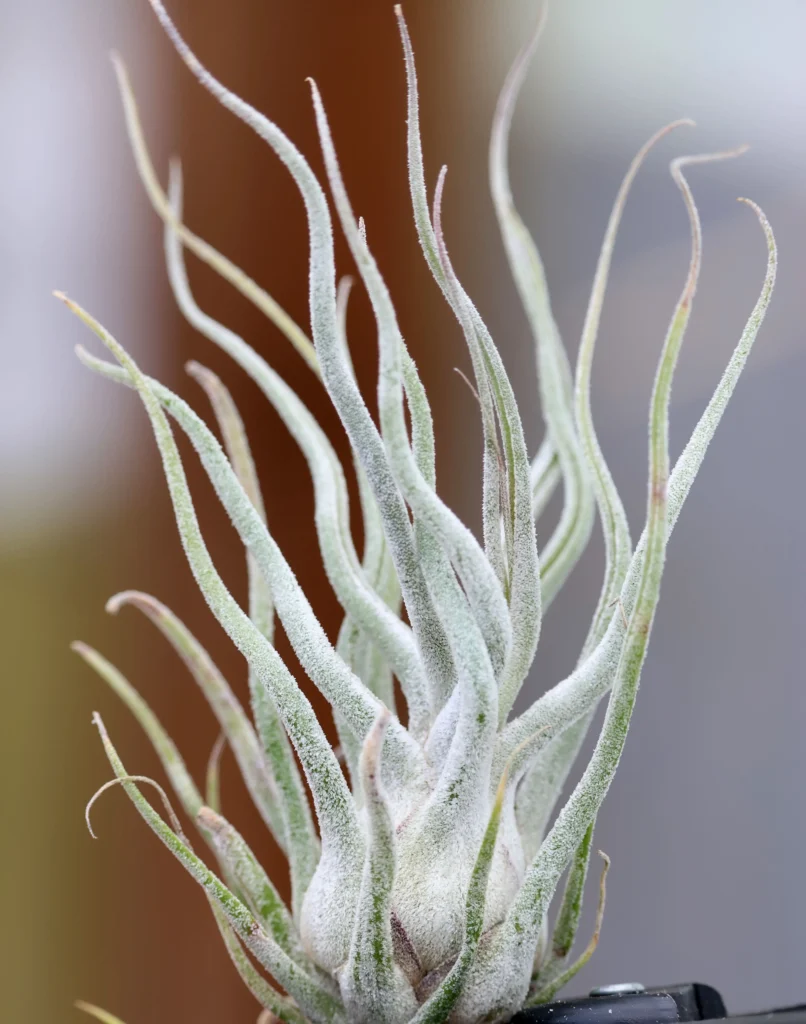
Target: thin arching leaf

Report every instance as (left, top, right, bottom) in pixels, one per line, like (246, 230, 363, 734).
(164, 166, 431, 740)
(104, 591, 290, 852)
(309, 80, 512, 686)
(72, 642, 205, 824)
(207, 900, 311, 1024)
(78, 347, 429, 815)
(112, 55, 318, 375)
(575, 120, 692, 658)
(528, 851, 610, 1005)
(396, 7, 509, 596)
(530, 437, 560, 522)
(89, 712, 346, 1024)
(205, 733, 226, 814)
(496, 189, 775, 805)
(197, 806, 317, 975)
(61, 293, 365, 974)
(490, 5, 595, 608)
(431, 168, 541, 725)
(549, 820, 594, 962)
(141, 0, 457, 703)
(459, 150, 740, 1017)
(186, 359, 274, 641)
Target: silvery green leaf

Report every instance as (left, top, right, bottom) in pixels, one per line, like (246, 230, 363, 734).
(61, 294, 364, 974)
(528, 851, 610, 1005)
(395, 7, 509, 596)
(205, 733, 226, 814)
(112, 55, 318, 376)
(142, 0, 456, 703)
(104, 589, 318, 922)
(89, 712, 346, 1024)
(430, 169, 541, 725)
(164, 154, 431, 741)
(489, 7, 595, 609)
(529, 438, 560, 523)
(207, 899, 311, 1024)
(575, 120, 692, 657)
(197, 806, 319, 976)
(407, 771, 508, 1024)
(72, 642, 205, 824)
(104, 592, 291, 856)
(455, 148, 743, 1020)
(342, 712, 418, 1024)
(309, 81, 512, 684)
(77, 348, 428, 814)
(498, 189, 775, 791)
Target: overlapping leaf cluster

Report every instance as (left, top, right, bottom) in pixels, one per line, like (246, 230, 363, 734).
(67, 3, 776, 1022)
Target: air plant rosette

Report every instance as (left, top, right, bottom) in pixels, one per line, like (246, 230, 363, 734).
(63, 2, 777, 1023)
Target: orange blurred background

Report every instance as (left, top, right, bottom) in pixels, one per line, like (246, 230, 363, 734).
(1, 2, 804, 1021)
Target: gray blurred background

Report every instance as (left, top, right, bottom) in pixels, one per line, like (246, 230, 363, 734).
(0, 1, 803, 1020)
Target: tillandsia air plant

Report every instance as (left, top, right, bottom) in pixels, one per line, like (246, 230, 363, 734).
(62, 2, 777, 1023)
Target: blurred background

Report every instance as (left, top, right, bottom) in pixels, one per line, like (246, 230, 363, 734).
(1, 1, 803, 1020)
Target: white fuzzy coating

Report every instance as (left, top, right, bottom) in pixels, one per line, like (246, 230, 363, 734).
(67, 296, 364, 975)
(430, 170, 541, 725)
(104, 592, 296, 858)
(497, 198, 776, 786)
(92, 712, 345, 1024)
(489, 6, 595, 614)
(149, 0, 457, 706)
(79, 350, 430, 824)
(529, 436, 560, 522)
(341, 712, 419, 1024)
(164, 168, 432, 741)
(396, 9, 509, 606)
(66, 2, 779, 1021)
(310, 87, 512, 685)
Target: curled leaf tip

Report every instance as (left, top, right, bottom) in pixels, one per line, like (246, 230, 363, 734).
(105, 591, 133, 615)
(85, 774, 174, 840)
(671, 143, 749, 175)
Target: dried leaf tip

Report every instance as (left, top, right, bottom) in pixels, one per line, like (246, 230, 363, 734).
(85, 774, 175, 840)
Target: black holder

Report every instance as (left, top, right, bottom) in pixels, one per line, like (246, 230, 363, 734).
(511, 982, 806, 1024)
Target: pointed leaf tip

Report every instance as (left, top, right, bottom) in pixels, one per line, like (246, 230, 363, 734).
(75, 1001, 129, 1024)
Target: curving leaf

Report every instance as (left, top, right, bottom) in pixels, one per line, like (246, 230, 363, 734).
(342, 711, 418, 1024)
(77, 347, 428, 815)
(88, 712, 345, 1024)
(489, 5, 595, 609)
(164, 166, 431, 741)
(104, 592, 290, 853)
(495, 193, 776, 783)
(528, 850, 610, 1005)
(60, 292, 365, 973)
(141, 0, 456, 704)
